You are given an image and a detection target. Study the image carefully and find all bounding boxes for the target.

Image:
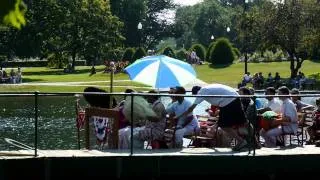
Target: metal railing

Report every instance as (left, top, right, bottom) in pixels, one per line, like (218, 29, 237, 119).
(1, 91, 320, 157)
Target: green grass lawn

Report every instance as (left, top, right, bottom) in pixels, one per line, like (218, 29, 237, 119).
(1, 60, 319, 92)
(197, 60, 320, 87)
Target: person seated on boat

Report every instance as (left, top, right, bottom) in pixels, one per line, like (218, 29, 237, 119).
(260, 86, 298, 148)
(165, 86, 200, 148)
(249, 87, 263, 109)
(204, 120, 232, 147)
(258, 87, 282, 114)
(290, 88, 314, 112)
(167, 87, 178, 107)
(83, 86, 117, 108)
(239, 87, 257, 126)
(239, 87, 261, 148)
(306, 98, 320, 145)
(115, 89, 135, 129)
(205, 105, 219, 117)
(118, 93, 159, 149)
(133, 90, 167, 148)
(197, 111, 231, 147)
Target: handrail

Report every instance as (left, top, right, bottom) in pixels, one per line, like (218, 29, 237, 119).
(1, 91, 320, 98)
(1, 91, 320, 157)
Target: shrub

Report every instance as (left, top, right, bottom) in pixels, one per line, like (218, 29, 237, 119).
(106, 48, 123, 62)
(206, 42, 215, 62)
(133, 47, 147, 61)
(190, 43, 206, 62)
(162, 46, 176, 58)
(210, 38, 235, 65)
(122, 48, 135, 63)
(175, 49, 187, 61)
(47, 52, 68, 68)
(233, 47, 241, 58)
(0, 60, 85, 67)
(274, 49, 286, 61)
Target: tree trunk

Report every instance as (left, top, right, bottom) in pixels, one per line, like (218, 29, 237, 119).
(71, 49, 76, 71)
(289, 52, 304, 78)
(289, 52, 295, 78)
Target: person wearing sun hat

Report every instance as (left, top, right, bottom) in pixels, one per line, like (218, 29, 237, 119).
(179, 84, 248, 151)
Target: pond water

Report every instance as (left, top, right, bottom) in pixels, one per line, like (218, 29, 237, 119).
(0, 94, 317, 150)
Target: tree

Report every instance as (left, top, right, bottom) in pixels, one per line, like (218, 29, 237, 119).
(80, 0, 124, 66)
(174, 0, 235, 48)
(0, 0, 26, 29)
(174, 5, 198, 49)
(261, 0, 320, 78)
(110, 0, 176, 48)
(193, 0, 232, 46)
(142, 0, 176, 48)
(110, 0, 146, 48)
(37, 0, 124, 68)
(301, 0, 320, 61)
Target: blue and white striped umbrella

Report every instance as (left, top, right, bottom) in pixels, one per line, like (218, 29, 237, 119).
(124, 55, 197, 88)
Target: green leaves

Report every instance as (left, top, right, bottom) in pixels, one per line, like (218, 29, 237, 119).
(0, 0, 26, 29)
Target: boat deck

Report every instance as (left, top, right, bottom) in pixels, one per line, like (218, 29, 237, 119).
(0, 146, 319, 179)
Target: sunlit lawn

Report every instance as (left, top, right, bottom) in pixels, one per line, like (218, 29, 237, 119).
(197, 60, 320, 87)
(0, 60, 319, 92)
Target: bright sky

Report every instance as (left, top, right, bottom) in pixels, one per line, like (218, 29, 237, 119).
(174, 0, 203, 6)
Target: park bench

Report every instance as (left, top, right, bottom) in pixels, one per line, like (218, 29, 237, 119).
(0, 77, 10, 84)
(301, 78, 316, 90)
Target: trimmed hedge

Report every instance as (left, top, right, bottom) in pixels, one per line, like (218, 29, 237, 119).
(210, 38, 235, 65)
(162, 46, 176, 58)
(176, 49, 187, 61)
(122, 48, 135, 63)
(1, 60, 86, 67)
(133, 47, 147, 61)
(206, 42, 215, 61)
(190, 44, 206, 62)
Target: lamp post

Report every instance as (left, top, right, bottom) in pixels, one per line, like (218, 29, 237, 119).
(226, 27, 230, 33)
(243, 0, 252, 75)
(211, 35, 215, 41)
(137, 22, 142, 47)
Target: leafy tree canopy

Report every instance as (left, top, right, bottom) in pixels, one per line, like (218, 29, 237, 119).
(0, 0, 26, 29)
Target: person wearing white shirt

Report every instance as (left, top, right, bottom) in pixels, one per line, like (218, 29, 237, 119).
(176, 84, 248, 151)
(260, 86, 298, 147)
(243, 72, 252, 83)
(263, 87, 282, 114)
(166, 86, 199, 148)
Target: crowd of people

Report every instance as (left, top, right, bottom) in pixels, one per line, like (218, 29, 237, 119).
(104, 60, 130, 74)
(239, 71, 311, 90)
(82, 82, 320, 151)
(0, 67, 22, 84)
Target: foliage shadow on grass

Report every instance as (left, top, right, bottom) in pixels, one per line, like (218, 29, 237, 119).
(23, 68, 103, 76)
(310, 59, 320, 64)
(22, 78, 45, 83)
(209, 63, 233, 69)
